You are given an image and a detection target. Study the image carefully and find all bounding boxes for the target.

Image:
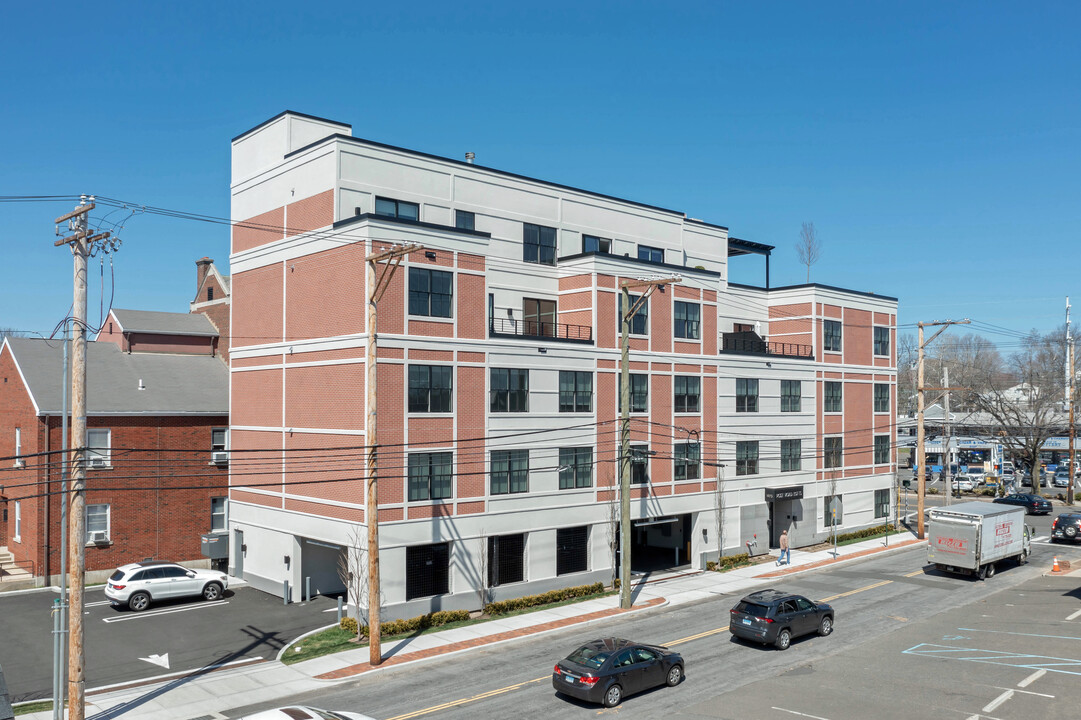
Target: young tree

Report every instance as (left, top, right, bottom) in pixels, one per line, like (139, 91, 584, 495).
(337, 526, 369, 641)
(795, 222, 821, 283)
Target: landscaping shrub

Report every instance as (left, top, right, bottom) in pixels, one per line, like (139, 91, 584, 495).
(339, 616, 359, 634)
(834, 523, 895, 544)
(706, 553, 750, 572)
(927, 487, 939, 495)
(339, 609, 470, 638)
(484, 582, 604, 616)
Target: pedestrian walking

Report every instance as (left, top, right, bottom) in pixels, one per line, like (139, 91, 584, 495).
(777, 530, 791, 566)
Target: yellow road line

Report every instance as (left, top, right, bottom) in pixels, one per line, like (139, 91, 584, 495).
(818, 579, 893, 602)
(904, 569, 925, 577)
(665, 625, 730, 646)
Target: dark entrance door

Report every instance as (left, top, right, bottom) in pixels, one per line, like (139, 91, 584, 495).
(629, 513, 692, 572)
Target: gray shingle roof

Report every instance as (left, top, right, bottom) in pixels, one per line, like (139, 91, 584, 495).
(5, 338, 227, 415)
(110, 309, 218, 337)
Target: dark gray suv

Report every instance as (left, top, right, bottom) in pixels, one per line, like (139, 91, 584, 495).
(729, 589, 834, 650)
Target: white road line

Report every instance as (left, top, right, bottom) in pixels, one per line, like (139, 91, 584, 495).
(87, 656, 263, 692)
(1067, 609, 1081, 621)
(102, 601, 228, 623)
(992, 685, 1054, 698)
(1032, 535, 1049, 542)
(1019, 668, 1047, 687)
(983, 690, 1014, 713)
(771, 708, 831, 720)
(84, 600, 113, 607)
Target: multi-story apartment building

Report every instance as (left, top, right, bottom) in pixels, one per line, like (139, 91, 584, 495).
(227, 111, 898, 617)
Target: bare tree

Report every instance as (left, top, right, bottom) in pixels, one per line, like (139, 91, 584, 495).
(476, 533, 490, 610)
(337, 526, 369, 641)
(795, 222, 821, 283)
(604, 470, 620, 588)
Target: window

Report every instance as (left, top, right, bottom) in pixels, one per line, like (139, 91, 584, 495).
(207, 287, 214, 301)
(824, 382, 843, 413)
(736, 441, 759, 476)
(736, 379, 759, 413)
(781, 380, 801, 413)
(617, 293, 649, 335)
(874, 488, 890, 519)
(559, 447, 593, 489)
(13, 427, 21, 466)
(211, 428, 228, 463)
(490, 368, 529, 412)
(556, 526, 589, 575)
(824, 495, 843, 526)
(409, 365, 453, 413)
(523, 223, 557, 265)
(781, 439, 801, 472)
(523, 298, 557, 337)
(674, 442, 700, 481)
(405, 542, 450, 600)
(487, 533, 525, 586)
(583, 235, 611, 254)
(455, 210, 475, 231)
(874, 435, 891, 465)
(674, 302, 700, 340)
(559, 371, 592, 413)
(619, 374, 649, 413)
(824, 437, 843, 469)
(86, 429, 111, 467)
(211, 497, 227, 532)
(874, 383, 890, 413)
(86, 503, 110, 543)
(409, 452, 453, 501)
(630, 445, 650, 484)
(874, 327, 890, 356)
(637, 245, 663, 263)
(490, 449, 529, 495)
(13, 501, 20, 542)
(823, 320, 842, 352)
(674, 376, 700, 413)
(408, 267, 453, 318)
(375, 196, 419, 221)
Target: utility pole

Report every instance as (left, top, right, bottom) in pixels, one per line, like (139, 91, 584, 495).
(54, 197, 112, 720)
(916, 319, 969, 539)
(1068, 297, 1075, 506)
(365, 240, 421, 666)
(942, 366, 951, 507)
(619, 274, 680, 609)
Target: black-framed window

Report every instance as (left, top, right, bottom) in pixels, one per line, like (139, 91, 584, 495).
(406, 542, 450, 600)
(874, 383, 890, 413)
(674, 442, 700, 481)
(873, 326, 890, 357)
(736, 441, 759, 476)
(674, 301, 701, 340)
(559, 371, 593, 413)
(583, 235, 611, 254)
(823, 320, 842, 352)
(556, 526, 589, 575)
(781, 380, 801, 413)
(487, 533, 525, 587)
(824, 495, 843, 526)
(490, 449, 529, 495)
(619, 374, 649, 413)
(523, 298, 557, 337)
(455, 210, 475, 231)
(824, 437, 843, 469)
(524, 223, 557, 265)
(617, 293, 649, 335)
(631, 445, 650, 484)
(874, 435, 891, 465)
(824, 381, 843, 413)
(375, 196, 419, 221)
(408, 365, 453, 413)
(638, 245, 663, 263)
(674, 376, 700, 413)
(781, 439, 801, 472)
(408, 452, 453, 501)
(559, 447, 593, 489)
(736, 378, 759, 413)
(490, 368, 529, 412)
(874, 488, 890, 519)
(409, 267, 453, 318)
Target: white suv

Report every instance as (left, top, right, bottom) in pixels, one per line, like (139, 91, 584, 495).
(104, 561, 229, 611)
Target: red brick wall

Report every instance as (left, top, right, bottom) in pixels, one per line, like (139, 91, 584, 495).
(234, 206, 285, 253)
(284, 363, 365, 429)
(194, 301, 230, 361)
(0, 345, 39, 552)
(232, 368, 283, 427)
(233, 264, 284, 348)
(286, 189, 334, 236)
(285, 244, 366, 342)
(126, 332, 215, 355)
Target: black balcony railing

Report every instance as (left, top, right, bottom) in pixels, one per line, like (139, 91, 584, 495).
(721, 333, 813, 359)
(489, 317, 593, 343)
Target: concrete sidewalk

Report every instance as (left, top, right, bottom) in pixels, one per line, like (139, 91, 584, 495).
(20, 531, 924, 720)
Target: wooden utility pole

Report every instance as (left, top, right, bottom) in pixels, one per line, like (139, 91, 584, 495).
(1068, 297, 1075, 506)
(619, 275, 680, 609)
(365, 240, 420, 666)
(942, 366, 951, 507)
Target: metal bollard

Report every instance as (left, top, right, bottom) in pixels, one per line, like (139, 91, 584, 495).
(337, 596, 344, 624)
(283, 580, 289, 605)
(305, 576, 311, 603)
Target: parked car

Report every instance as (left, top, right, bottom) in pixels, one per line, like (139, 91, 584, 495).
(952, 477, 976, 493)
(1054, 469, 1072, 488)
(241, 707, 375, 720)
(729, 589, 834, 650)
(104, 561, 229, 611)
(1051, 513, 1081, 542)
(960, 469, 986, 486)
(1020, 470, 1048, 488)
(992, 493, 1053, 515)
(552, 638, 684, 708)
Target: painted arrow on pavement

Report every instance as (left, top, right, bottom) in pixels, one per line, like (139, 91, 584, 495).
(138, 653, 170, 669)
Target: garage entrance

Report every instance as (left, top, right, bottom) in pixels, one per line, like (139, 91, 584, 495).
(299, 538, 347, 599)
(629, 514, 692, 572)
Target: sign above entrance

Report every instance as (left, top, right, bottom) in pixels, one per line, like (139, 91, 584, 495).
(765, 486, 804, 502)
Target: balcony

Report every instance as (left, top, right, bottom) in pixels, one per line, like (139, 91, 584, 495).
(489, 317, 593, 344)
(721, 332, 813, 360)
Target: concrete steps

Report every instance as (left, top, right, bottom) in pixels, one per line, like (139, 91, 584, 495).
(0, 546, 34, 585)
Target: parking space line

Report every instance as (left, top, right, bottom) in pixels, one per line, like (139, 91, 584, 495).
(1019, 668, 1046, 687)
(771, 708, 831, 720)
(84, 600, 113, 608)
(102, 601, 229, 623)
(992, 685, 1053, 698)
(958, 627, 1081, 642)
(1067, 609, 1081, 621)
(982, 689, 1013, 713)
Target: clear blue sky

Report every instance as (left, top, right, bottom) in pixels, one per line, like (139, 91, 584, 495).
(2, 1, 1078, 344)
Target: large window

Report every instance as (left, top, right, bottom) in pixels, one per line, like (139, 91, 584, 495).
(487, 533, 525, 587)
(824, 382, 843, 413)
(638, 245, 664, 263)
(13, 501, 20, 542)
(583, 235, 611, 254)
(13, 427, 21, 465)
(559, 447, 593, 489)
(824, 437, 843, 469)
(523, 298, 557, 337)
(874, 327, 890, 357)
(674, 376, 700, 413)
(736, 379, 759, 413)
(406, 542, 450, 600)
(556, 527, 589, 575)
(781, 380, 801, 413)
(874, 488, 890, 519)
(823, 320, 842, 352)
(874, 435, 891, 465)
(490, 449, 529, 495)
(211, 497, 227, 532)
(490, 368, 529, 412)
(631, 445, 650, 484)
(619, 374, 649, 413)
(874, 383, 890, 413)
(455, 209, 475, 231)
(523, 223, 557, 265)
(87, 429, 111, 468)
(781, 439, 801, 472)
(617, 294, 649, 335)
(674, 442, 700, 481)
(408, 267, 453, 318)
(824, 495, 843, 526)
(409, 452, 453, 501)
(409, 365, 453, 413)
(375, 196, 420, 221)
(559, 371, 592, 413)
(86, 503, 110, 543)
(736, 441, 759, 476)
(674, 302, 700, 340)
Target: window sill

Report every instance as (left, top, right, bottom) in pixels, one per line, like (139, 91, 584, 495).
(406, 412, 455, 417)
(407, 499, 454, 505)
(85, 540, 113, 548)
(408, 315, 454, 323)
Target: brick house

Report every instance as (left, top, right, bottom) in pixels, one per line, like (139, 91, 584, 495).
(190, 257, 231, 361)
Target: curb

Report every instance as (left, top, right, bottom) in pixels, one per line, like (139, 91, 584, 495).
(752, 537, 926, 579)
(277, 621, 340, 662)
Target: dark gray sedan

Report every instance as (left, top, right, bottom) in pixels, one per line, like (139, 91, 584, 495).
(729, 589, 834, 650)
(993, 493, 1053, 515)
(552, 637, 684, 707)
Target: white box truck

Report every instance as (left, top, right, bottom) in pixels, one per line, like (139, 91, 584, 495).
(927, 501, 1032, 579)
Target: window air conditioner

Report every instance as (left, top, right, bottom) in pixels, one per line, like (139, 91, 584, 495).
(89, 531, 108, 544)
(211, 451, 229, 464)
(89, 457, 107, 468)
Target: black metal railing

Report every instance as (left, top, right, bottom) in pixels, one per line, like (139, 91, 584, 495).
(489, 317, 593, 343)
(721, 333, 814, 359)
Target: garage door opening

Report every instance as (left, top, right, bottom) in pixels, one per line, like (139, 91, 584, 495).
(299, 538, 347, 600)
(628, 514, 692, 573)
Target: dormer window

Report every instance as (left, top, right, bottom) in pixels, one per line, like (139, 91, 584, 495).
(207, 287, 214, 301)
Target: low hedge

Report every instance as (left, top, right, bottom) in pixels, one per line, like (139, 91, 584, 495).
(834, 523, 895, 544)
(339, 609, 471, 638)
(484, 582, 604, 616)
(706, 553, 750, 572)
